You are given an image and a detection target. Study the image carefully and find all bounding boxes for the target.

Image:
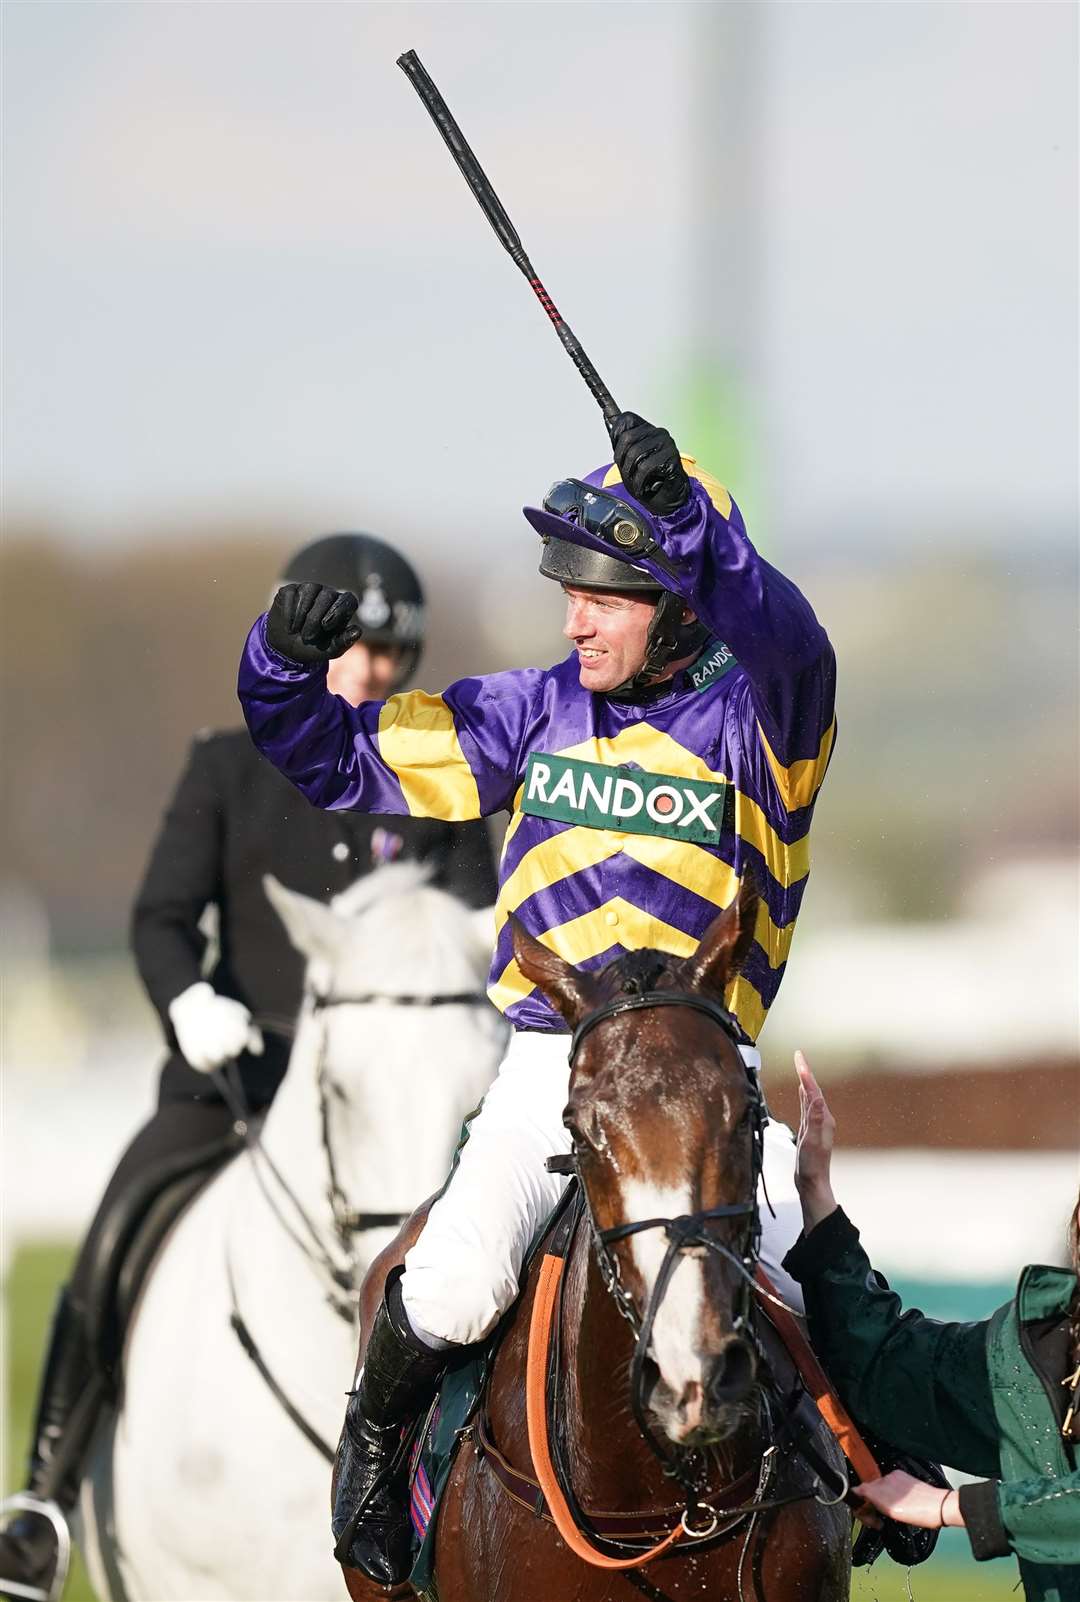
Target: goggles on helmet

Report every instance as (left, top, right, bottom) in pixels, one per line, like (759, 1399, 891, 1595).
(542, 480, 654, 557)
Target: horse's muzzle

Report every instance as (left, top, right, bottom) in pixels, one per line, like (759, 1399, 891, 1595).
(705, 1335, 756, 1409)
(657, 1335, 757, 1447)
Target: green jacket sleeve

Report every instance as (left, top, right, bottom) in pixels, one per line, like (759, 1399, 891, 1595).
(1000, 1466, 1080, 1566)
(961, 1467, 1076, 1569)
(783, 1209, 1001, 1478)
(960, 1467, 1080, 1567)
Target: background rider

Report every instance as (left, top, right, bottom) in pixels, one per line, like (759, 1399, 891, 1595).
(0, 532, 497, 1602)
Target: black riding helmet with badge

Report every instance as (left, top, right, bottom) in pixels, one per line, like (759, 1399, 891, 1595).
(522, 412, 711, 700)
(279, 533, 426, 688)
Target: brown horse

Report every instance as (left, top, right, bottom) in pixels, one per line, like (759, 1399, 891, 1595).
(343, 885, 852, 1601)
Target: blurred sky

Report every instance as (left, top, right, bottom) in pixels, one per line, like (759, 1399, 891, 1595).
(3, 1, 1076, 558)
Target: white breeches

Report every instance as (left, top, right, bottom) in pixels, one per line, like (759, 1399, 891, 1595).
(401, 1029, 805, 1348)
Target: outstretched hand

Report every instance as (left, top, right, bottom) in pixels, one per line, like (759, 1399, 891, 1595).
(265, 582, 363, 666)
(794, 1050, 838, 1231)
(854, 1470, 964, 1530)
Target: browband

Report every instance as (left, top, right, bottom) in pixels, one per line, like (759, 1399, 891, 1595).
(570, 991, 743, 1060)
(311, 990, 488, 1010)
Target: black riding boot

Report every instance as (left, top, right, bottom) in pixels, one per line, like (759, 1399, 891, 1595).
(331, 1273, 446, 1588)
(0, 1287, 99, 1602)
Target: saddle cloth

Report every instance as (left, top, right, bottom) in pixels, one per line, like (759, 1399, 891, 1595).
(407, 1351, 487, 1600)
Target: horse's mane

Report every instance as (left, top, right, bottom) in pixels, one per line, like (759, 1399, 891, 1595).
(328, 860, 491, 995)
(331, 859, 434, 920)
(599, 947, 683, 997)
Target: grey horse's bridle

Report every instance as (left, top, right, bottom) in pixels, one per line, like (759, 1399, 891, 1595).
(308, 985, 489, 1246)
(218, 980, 492, 1465)
(217, 983, 490, 1315)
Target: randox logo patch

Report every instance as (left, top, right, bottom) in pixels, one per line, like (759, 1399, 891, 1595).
(688, 638, 738, 694)
(521, 753, 729, 846)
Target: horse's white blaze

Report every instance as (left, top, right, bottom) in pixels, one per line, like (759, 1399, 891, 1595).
(620, 1179, 706, 1402)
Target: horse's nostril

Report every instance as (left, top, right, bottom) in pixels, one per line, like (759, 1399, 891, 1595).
(706, 1340, 753, 1404)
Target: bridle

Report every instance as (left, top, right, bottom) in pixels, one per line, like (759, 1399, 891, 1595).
(219, 981, 491, 1464)
(309, 985, 488, 1245)
(219, 984, 489, 1305)
(511, 984, 854, 1599)
(556, 989, 768, 1489)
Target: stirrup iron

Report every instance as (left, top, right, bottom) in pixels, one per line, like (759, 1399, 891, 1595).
(0, 1494, 71, 1602)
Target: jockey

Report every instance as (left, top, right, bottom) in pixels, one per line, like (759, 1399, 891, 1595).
(0, 534, 497, 1602)
(237, 412, 837, 1588)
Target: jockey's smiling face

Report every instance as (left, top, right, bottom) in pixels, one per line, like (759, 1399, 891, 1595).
(562, 584, 696, 693)
(327, 641, 403, 707)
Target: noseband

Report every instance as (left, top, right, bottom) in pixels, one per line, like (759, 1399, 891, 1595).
(559, 989, 767, 1479)
(218, 981, 493, 1470)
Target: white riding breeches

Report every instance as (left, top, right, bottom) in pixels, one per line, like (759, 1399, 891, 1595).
(401, 1029, 805, 1349)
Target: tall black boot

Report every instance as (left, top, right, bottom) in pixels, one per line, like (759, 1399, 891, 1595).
(331, 1272, 447, 1588)
(0, 1287, 100, 1602)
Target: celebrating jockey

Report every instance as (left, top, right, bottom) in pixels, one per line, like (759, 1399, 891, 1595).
(0, 534, 496, 1602)
(237, 413, 837, 1588)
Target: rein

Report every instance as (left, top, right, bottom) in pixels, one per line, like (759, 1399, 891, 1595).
(220, 987, 488, 1300)
(212, 1056, 360, 1320)
(310, 986, 488, 1238)
(221, 983, 488, 1458)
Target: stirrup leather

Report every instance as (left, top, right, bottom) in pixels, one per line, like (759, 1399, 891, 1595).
(0, 1494, 71, 1602)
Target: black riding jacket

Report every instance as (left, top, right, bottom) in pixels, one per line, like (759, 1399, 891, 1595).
(131, 728, 498, 1106)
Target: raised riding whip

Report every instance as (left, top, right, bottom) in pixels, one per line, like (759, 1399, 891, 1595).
(397, 49, 620, 429)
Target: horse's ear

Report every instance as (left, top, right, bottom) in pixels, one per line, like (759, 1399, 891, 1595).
(510, 915, 598, 1026)
(681, 878, 759, 998)
(263, 874, 344, 964)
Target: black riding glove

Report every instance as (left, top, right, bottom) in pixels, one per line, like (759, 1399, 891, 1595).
(610, 411, 691, 517)
(265, 582, 362, 666)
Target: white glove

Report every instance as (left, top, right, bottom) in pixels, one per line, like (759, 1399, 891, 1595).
(167, 981, 264, 1073)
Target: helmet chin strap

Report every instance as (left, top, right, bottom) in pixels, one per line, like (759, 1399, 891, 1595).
(606, 593, 710, 702)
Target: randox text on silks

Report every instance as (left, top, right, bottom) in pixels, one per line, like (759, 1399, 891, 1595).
(521, 753, 730, 846)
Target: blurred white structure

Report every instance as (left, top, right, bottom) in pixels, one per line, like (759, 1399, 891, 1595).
(767, 857, 1080, 1066)
(835, 1150, 1078, 1283)
(0, 885, 157, 1271)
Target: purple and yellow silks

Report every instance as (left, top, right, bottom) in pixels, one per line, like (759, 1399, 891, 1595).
(238, 464, 836, 1040)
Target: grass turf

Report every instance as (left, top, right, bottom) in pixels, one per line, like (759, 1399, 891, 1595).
(5, 1243, 96, 1602)
(5, 1242, 1018, 1601)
